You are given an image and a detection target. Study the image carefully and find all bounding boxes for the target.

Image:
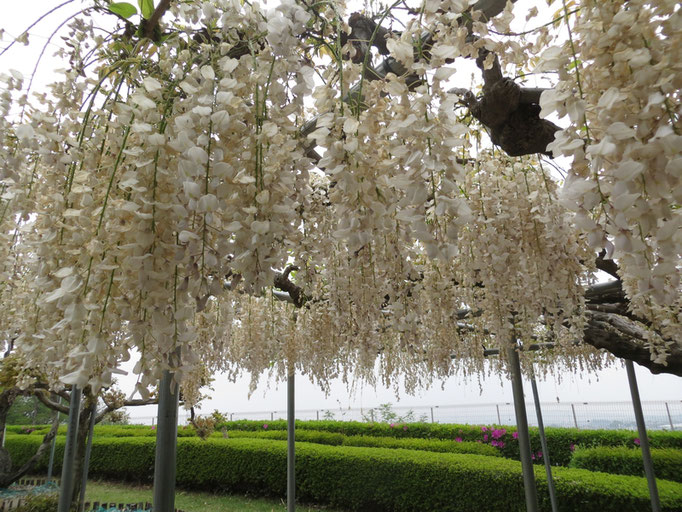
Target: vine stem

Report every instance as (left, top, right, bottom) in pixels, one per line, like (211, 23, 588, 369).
(95, 116, 134, 236)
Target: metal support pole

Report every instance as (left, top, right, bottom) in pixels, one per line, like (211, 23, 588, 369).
(625, 360, 661, 512)
(78, 403, 98, 512)
(316, 410, 319, 421)
(507, 343, 539, 512)
(271, 411, 274, 421)
(430, 407, 434, 423)
(665, 402, 674, 431)
(47, 409, 60, 483)
(47, 395, 63, 482)
(370, 410, 374, 422)
(529, 367, 558, 512)
(287, 372, 295, 512)
(571, 404, 579, 429)
(496, 404, 502, 425)
(58, 386, 82, 512)
(153, 370, 180, 512)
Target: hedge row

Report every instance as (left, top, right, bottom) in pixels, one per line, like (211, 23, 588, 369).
(6, 434, 682, 512)
(570, 446, 682, 483)
(218, 420, 682, 466)
(227, 429, 501, 457)
(10, 420, 682, 467)
(6, 424, 195, 438)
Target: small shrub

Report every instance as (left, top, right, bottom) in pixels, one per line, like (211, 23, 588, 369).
(14, 493, 59, 512)
(570, 446, 682, 482)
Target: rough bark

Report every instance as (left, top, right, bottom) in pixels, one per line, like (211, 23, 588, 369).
(582, 276, 681, 376)
(451, 50, 560, 156)
(584, 312, 682, 377)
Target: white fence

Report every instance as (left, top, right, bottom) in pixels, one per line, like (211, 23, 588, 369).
(130, 400, 682, 430)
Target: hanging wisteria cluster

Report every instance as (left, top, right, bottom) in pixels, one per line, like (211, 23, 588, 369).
(540, 0, 681, 365)
(0, 0, 678, 402)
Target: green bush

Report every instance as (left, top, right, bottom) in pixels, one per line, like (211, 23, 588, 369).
(226, 429, 500, 456)
(217, 420, 682, 466)
(6, 434, 682, 511)
(6, 425, 62, 436)
(12, 420, 682, 468)
(569, 446, 682, 482)
(339, 435, 500, 456)
(14, 494, 59, 512)
(5, 435, 156, 481)
(226, 429, 345, 445)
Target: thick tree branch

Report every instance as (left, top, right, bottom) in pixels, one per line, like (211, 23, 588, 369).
(584, 311, 682, 377)
(596, 250, 620, 279)
(95, 397, 158, 423)
(143, 0, 172, 39)
(34, 389, 69, 414)
(456, 49, 560, 156)
(274, 266, 308, 308)
(585, 280, 625, 303)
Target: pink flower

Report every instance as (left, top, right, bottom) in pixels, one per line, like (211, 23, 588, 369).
(263, 424, 268, 429)
(570, 443, 575, 452)
(634, 438, 640, 446)
(481, 426, 488, 432)
(491, 440, 499, 447)
(455, 437, 463, 443)
(390, 423, 395, 428)
(536, 451, 543, 459)
(498, 441, 505, 448)
(512, 432, 519, 440)
(483, 434, 488, 442)
(403, 425, 408, 431)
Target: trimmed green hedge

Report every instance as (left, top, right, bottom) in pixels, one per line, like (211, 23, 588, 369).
(218, 420, 682, 466)
(6, 424, 193, 438)
(6, 434, 682, 511)
(570, 446, 682, 483)
(226, 429, 501, 457)
(11, 420, 682, 468)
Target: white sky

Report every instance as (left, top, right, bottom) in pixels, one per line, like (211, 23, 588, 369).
(1, 0, 679, 421)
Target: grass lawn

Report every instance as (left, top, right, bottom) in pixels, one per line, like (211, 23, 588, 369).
(84, 480, 342, 512)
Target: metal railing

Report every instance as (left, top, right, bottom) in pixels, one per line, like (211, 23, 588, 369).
(129, 400, 681, 430)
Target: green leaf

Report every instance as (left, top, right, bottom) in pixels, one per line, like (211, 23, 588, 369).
(108, 2, 138, 19)
(138, 0, 155, 19)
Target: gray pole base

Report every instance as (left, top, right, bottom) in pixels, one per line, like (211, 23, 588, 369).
(47, 407, 61, 482)
(625, 360, 661, 512)
(78, 402, 98, 512)
(153, 370, 180, 512)
(530, 368, 558, 512)
(287, 372, 295, 512)
(508, 344, 539, 512)
(58, 386, 82, 512)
